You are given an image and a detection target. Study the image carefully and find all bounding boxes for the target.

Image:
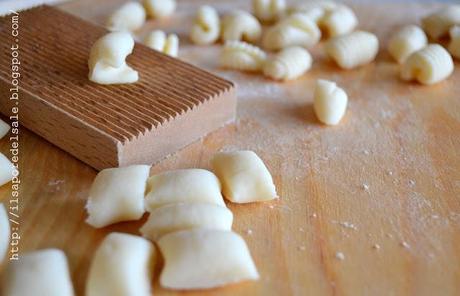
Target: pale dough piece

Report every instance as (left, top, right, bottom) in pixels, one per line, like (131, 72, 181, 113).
(88, 32, 139, 85)
(326, 30, 379, 69)
(287, 1, 338, 23)
(140, 202, 233, 241)
(143, 0, 176, 19)
(190, 5, 220, 45)
(211, 150, 277, 203)
(0, 152, 13, 187)
(0, 203, 9, 264)
(86, 233, 155, 296)
(252, 0, 286, 23)
(221, 10, 262, 43)
(145, 169, 225, 211)
(318, 4, 358, 37)
(401, 44, 454, 85)
(220, 40, 267, 72)
(85, 165, 150, 228)
(158, 229, 259, 289)
(313, 79, 348, 125)
(144, 30, 179, 57)
(448, 26, 460, 59)
(106, 2, 146, 32)
(0, 119, 9, 139)
(263, 46, 312, 81)
(2, 249, 75, 296)
(262, 13, 321, 50)
(388, 25, 428, 64)
(421, 5, 460, 40)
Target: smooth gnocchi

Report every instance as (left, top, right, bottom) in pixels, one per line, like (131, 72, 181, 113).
(0, 119, 9, 139)
(85, 165, 150, 228)
(221, 10, 262, 43)
(448, 26, 460, 59)
(88, 32, 139, 85)
(2, 249, 75, 296)
(318, 4, 358, 37)
(144, 30, 179, 57)
(401, 44, 454, 85)
(313, 79, 348, 125)
(326, 30, 379, 69)
(212, 150, 277, 203)
(252, 0, 286, 23)
(190, 6, 220, 45)
(421, 5, 460, 40)
(0, 203, 9, 264)
(387, 25, 427, 64)
(263, 46, 312, 81)
(262, 13, 321, 50)
(106, 1, 146, 32)
(158, 229, 259, 289)
(0, 153, 13, 187)
(143, 0, 176, 19)
(86, 233, 155, 296)
(220, 40, 267, 72)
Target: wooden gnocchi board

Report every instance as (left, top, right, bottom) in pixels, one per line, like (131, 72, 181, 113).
(1, 0, 459, 295)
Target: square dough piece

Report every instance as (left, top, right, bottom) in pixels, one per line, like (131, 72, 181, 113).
(158, 229, 259, 289)
(211, 150, 277, 203)
(86, 165, 151, 228)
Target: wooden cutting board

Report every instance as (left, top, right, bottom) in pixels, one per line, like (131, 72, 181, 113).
(1, 0, 459, 295)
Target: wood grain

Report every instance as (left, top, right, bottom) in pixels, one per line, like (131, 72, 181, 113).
(0, 1, 459, 295)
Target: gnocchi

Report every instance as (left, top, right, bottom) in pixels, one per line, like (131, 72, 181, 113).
(144, 30, 179, 57)
(220, 40, 267, 72)
(140, 202, 233, 241)
(88, 32, 139, 85)
(0, 152, 13, 187)
(318, 4, 358, 37)
(2, 249, 75, 296)
(85, 165, 150, 228)
(158, 229, 259, 289)
(262, 13, 321, 50)
(106, 2, 146, 32)
(211, 150, 277, 203)
(313, 79, 348, 125)
(221, 10, 262, 43)
(143, 0, 176, 19)
(0, 203, 9, 264)
(288, 1, 337, 22)
(86, 233, 155, 296)
(190, 6, 220, 45)
(448, 26, 460, 59)
(387, 25, 428, 64)
(401, 44, 454, 85)
(253, 0, 286, 23)
(263, 46, 312, 81)
(326, 30, 379, 69)
(421, 5, 460, 40)
(145, 169, 225, 211)
(0, 119, 9, 139)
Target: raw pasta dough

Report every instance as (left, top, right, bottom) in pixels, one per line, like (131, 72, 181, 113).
(143, 0, 176, 19)
(211, 150, 277, 203)
(387, 25, 427, 64)
(88, 32, 139, 85)
(253, 0, 286, 22)
(0, 203, 9, 264)
(106, 2, 146, 32)
(263, 46, 312, 81)
(221, 10, 262, 43)
(145, 169, 225, 211)
(421, 5, 460, 39)
(313, 79, 348, 125)
(401, 44, 454, 85)
(448, 26, 460, 59)
(144, 30, 179, 57)
(0, 119, 9, 139)
(158, 229, 259, 289)
(0, 152, 13, 187)
(190, 5, 220, 45)
(140, 202, 233, 241)
(85, 165, 150, 228)
(86, 233, 155, 296)
(220, 41, 267, 72)
(2, 249, 75, 296)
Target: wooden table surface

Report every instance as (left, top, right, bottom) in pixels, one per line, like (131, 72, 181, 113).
(1, 0, 459, 295)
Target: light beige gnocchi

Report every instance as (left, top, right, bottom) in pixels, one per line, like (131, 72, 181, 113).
(144, 30, 179, 57)
(158, 229, 259, 289)
(288, 1, 337, 22)
(326, 30, 379, 69)
(318, 4, 358, 37)
(401, 44, 454, 85)
(0, 119, 9, 139)
(85, 165, 150, 228)
(421, 5, 460, 39)
(106, 2, 146, 32)
(313, 79, 348, 125)
(263, 46, 312, 81)
(0, 152, 13, 187)
(220, 40, 267, 72)
(190, 5, 220, 45)
(221, 10, 262, 43)
(0, 203, 9, 264)
(387, 25, 428, 64)
(252, 0, 286, 22)
(212, 150, 277, 203)
(88, 32, 139, 85)
(143, 0, 176, 19)
(448, 26, 460, 59)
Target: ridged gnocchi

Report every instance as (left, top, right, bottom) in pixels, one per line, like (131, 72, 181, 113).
(143, 0, 176, 19)
(262, 13, 321, 50)
(221, 10, 262, 43)
(448, 26, 460, 59)
(106, 2, 146, 32)
(421, 5, 460, 40)
(388, 25, 428, 64)
(220, 41, 267, 72)
(313, 79, 348, 125)
(288, 1, 337, 22)
(253, 0, 286, 22)
(263, 46, 312, 81)
(326, 30, 379, 69)
(318, 4, 358, 37)
(144, 30, 179, 57)
(190, 5, 220, 45)
(401, 44, 454, 85)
